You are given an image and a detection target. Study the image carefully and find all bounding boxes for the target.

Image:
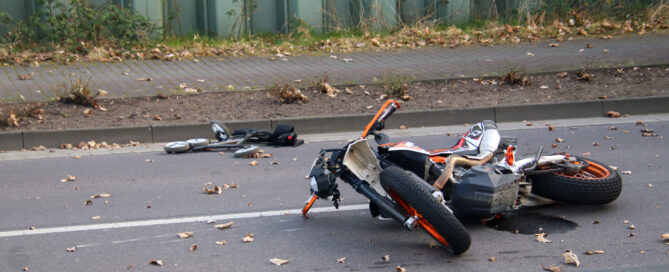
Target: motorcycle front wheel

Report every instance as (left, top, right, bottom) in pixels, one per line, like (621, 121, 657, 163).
(380, 167, 471, 255)
(529, 156, 622, 205)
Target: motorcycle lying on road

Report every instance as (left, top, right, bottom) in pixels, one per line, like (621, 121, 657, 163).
(301, 99, 623, 255)
(302, 100, 472, 254)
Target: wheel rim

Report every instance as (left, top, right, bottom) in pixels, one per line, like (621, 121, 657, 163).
(557, 159, 611, 179)
(388, 190, 449, 247)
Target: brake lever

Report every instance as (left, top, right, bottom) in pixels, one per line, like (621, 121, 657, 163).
(302, 194, 318, 219)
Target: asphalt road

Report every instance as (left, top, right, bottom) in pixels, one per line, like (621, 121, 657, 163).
(1, 118, 668, 271)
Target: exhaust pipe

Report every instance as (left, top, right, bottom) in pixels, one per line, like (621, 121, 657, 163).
(432, 151, 494, 191)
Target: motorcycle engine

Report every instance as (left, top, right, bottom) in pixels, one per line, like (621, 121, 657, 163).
(450, 164, 520, 217)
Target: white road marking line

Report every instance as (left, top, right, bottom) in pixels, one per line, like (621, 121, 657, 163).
(0, 204, 368, 238)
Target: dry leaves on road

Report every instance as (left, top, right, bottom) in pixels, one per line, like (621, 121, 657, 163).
(607, 111, 621, 118)
(381, 255, 390, 262)
(542, 264, 562, 272)
(60, 175, 77, 183)
(214, 222, 234, 230)
(242, 233, 254, 243)
(396, 266, 407, 272)
(189, 244, 197, 251)
(18, 74, 33, 80)
(535, 233, 552, 243)
(563, 251, 580, 267)
(556, 137, 565, 143)
(66, 247, 77, 252)
(177, 232, 194, 239)
(215, 240, 227, 245)
(202, 185, 223, 194)
(585, 250, 604, 255)
(662, 233, 669, 241)
(90, 193, 111, 199)
(150, 260, 163, 266)
(337, 257, 346, 263)
(269, 258, 290, 266)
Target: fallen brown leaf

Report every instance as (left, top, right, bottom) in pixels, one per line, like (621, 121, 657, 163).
(90, 193, 111, 199)
(215, 240, 227, 245)
(557, 72, 568, 78)
(189, 244, 197, 251)
(61, 175, 77, 183)
(337, 257, 346, 263)
(23, 266, 29, 271)
(585, 250, 604, 255)
(489, 256, 496, 262)
(215, 222, 234, 229)
(177, 232, 194, 238)
(556, 137, 565, 143)
(382, 255, 390, 262)
(621, 171, 632, 175)
(535, 233, 552, 243)
(662, 233, 669, 241)
(400, 125, 408, 130)
(202, 186, 223, 194)
(270, 258, 290, 266)
(250, 160, 258, 166)
(551, 143, 559, 148)
(66, 247, 77, 252)
(396, 266, 407, 272)
(543, 264, 562, 272)
(19, 74, 33, 80)
(150, 260, 163, 266)
(629, 224, 636, 229)
(582, 152, 591, 156)
(563, 251, 580, 266)
(593, 142, 600, 146)
(84, 200, 93, 206)
(242, 233, 254, 243)
(91, 215, 101, 220)
(607, 111, 621, 118)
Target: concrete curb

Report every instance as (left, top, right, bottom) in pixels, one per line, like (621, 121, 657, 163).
(2, 96, 668, 151)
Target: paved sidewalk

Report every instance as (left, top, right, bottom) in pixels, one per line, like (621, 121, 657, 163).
(2, 34, 669, 102)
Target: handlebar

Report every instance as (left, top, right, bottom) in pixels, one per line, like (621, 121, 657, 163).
(361, 100, 400, 139)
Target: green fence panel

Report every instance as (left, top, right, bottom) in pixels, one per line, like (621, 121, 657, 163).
(282, 0, 325, 33)
(399, 0, 426, 24)
(164, 0, 202, 36)
(324, 0, 354, 30)
(351, 0, 398, 30)
(250, 0, 279, 34)
(205, 0, 242, 37)
(439, 0, 472, 24)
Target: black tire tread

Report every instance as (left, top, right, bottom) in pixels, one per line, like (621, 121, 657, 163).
(380, 167, 471, 254)
(530, 156, 622, 205)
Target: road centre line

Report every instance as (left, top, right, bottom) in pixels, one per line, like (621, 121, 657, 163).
(0, 204, 369, 238)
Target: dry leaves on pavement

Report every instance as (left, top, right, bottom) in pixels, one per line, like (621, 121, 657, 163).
(269, 258, 290, 266)
(150, 260, 163, 266)
(60, 175, 77, 183)
(177, 232, 194, 239)
(90, 193, 111, 198)
(563, 251, 580, 267)
(542, 264, 562, 272)
(337, 257, 346, 263)
(242, 234, 254, 243)
(535, 233, 552, 243)
(214, 222, 234, 230)
(585, 250, 604, 255)
(215, 240, 227, 245)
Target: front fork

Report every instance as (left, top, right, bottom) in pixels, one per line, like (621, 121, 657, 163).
(301, 172, 448, 231)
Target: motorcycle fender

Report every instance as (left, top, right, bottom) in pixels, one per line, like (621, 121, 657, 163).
(343, 140, 383, 192)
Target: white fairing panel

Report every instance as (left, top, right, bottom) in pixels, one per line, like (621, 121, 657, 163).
(343, 140, 383, 189)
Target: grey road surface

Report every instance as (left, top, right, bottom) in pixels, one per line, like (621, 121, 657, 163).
(1, 118, 668, 271)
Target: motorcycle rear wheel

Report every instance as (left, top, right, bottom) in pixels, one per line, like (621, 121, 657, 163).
(380, 167, 471, 255)
(529, 156, 622, 204)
